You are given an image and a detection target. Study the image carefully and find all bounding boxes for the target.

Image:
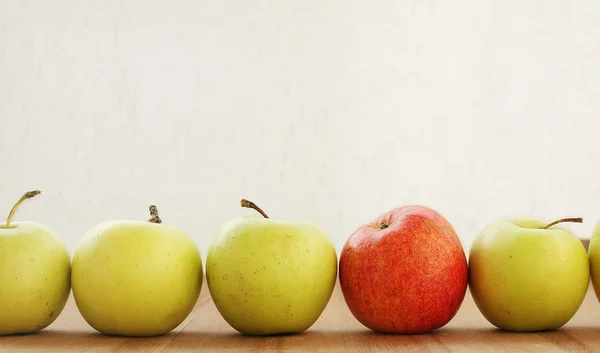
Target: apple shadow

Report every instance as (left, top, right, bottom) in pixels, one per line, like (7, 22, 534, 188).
(2, 326, 599, 351)
(162, 326, 600, 351)
(0, 330, 173, 351)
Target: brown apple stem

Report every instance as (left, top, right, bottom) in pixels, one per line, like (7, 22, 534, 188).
(541, 217, 583, 229)
(5, 190, 41, 228)
(241, 199, 269, 219)
(148, 205, 162, 224)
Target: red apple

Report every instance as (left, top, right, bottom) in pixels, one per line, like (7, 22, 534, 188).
(339, 205, 468, 334)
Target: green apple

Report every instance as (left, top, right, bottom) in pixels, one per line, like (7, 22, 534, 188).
(0, 190, 71, 335)
(588, 221, 600, 301)
(71, 205, 203, 337)
(206, 199, 337, 336)
(469, 217, 589, 332)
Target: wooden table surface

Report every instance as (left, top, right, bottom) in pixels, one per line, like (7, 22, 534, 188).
(2, 279, 600, 352)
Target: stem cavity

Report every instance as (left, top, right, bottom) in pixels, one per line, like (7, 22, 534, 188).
(148, 205, 162, 224)
(241, 199, 269, 219)
(541, 217, 583, 229)
(6, 190, 41, 228)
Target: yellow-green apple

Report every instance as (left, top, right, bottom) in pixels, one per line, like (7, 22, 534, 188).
(585, 221, 600, 302)
(469, 217, 589, 332)
(339, 205, 468, 334)
(0, 190, 71, 335)
(206, 199, 337, 335)
(71, 205, 203, 337)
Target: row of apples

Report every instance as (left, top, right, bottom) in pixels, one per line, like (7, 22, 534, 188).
(0, 190, 596, 336)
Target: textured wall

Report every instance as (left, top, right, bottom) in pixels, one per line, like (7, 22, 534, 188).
(1, 1, 599, 258)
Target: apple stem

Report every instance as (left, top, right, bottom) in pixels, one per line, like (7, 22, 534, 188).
(5, 190, 41, 228)
(241, 199, 269, 219)
(148, 205, 162, 224)
(541, 217, 583, 229)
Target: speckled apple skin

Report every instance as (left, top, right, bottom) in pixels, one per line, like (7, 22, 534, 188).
(206, 216, 338, 336)
(72, 220, 203, 337)
(0, 222, 71, 335)
(339, 205, 468, 334)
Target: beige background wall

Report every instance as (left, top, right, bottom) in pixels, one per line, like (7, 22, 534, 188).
(1, 1, 599, 257)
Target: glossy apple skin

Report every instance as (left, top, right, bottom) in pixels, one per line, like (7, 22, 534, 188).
(469, 217, 589, 332)
(589, 221, 600, 302)
(206, 216, 337, 336)
(72, 220, 203, 337)
(0, 222, 71, 335)
(339, 205, 468, 334)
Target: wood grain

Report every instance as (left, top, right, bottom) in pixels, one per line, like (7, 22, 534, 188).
(2, 280, 600, 352)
